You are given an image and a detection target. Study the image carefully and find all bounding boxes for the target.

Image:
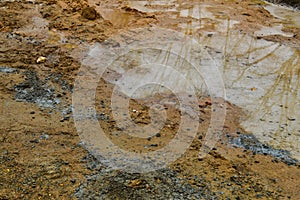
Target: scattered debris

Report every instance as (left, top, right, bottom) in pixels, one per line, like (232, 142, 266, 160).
(36, 56, 47, 64)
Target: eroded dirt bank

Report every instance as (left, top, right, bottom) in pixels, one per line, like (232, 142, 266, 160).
(1, 0, 300, 199)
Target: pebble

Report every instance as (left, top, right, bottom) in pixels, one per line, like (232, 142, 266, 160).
(287, 117, 296, 121)
(81, 7, 98, 20)
(40, 134, 49, 140)
(30, 139, 39, 143)
(36, 56, 47, 64)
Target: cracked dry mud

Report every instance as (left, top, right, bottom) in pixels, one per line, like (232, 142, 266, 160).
(1, 0, 300, 199)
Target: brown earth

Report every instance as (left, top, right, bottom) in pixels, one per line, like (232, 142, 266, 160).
(1, 0, 299, 199)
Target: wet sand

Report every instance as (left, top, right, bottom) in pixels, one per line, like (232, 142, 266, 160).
(1, 0, 299, 199)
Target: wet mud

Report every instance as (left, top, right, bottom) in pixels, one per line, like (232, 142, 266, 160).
(1, 0, 300, 199)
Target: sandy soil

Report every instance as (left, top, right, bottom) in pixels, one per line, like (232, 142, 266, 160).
(1, 0, 299, 199)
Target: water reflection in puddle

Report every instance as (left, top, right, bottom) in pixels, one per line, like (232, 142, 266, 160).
(254, 24, 294, 37)
(127, 0, 178, 12)
(264, 2, 300, 27)
(205, 31, 299, 159)
(179, 4, 214, 19)
(97, 8, 135, 27)
(86, 0, 300, 160)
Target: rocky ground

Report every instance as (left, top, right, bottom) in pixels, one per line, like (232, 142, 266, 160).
(0, 0, 300, 199)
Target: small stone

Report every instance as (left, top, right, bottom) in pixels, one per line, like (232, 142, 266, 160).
(78, 141, 85, 147)
(155, 133, 161, 137)
(128, 179, 142, 187)
(30, 139, 39, 143)
(287, 117, 296, 121)
(36, 56, 46, 64)
(63, 116, 70, 121)
(40, 134, 49, 140)
(71, 179, 76, 184)
(242, 13, 251, 16)
(198, 101, 206, 108)
(205, 99, 212, 106)
(81, 7, 98, 20)
(270, 178, 278, 183)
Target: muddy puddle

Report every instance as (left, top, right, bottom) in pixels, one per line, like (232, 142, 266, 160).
(5, 0, 297, 168)
(1, 0, 300, 199)
(82, 0, 300, 161)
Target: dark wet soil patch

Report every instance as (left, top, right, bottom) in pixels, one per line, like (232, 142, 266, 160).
(13, 70, 73, 108)
(229, 133, 299, 166)
(14, 71, 59, 108)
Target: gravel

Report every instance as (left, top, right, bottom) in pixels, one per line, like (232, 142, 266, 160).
(229, 133, 299, 166)
(75, 154, 216, 200)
